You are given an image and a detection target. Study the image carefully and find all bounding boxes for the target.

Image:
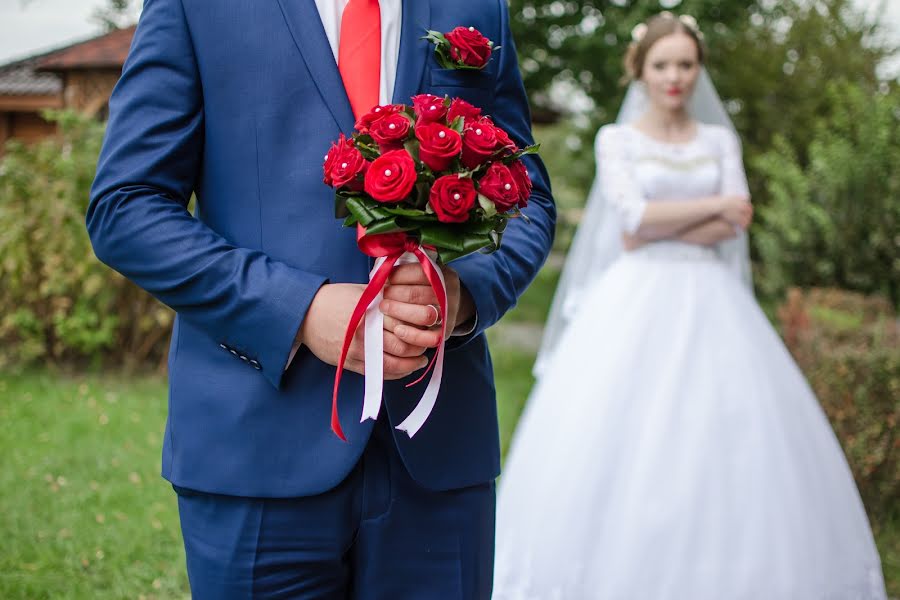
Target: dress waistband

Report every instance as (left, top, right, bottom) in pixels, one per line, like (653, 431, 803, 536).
(624, 241, 721, 262)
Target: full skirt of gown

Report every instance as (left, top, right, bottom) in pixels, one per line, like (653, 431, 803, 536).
(492, 242, 886, 599)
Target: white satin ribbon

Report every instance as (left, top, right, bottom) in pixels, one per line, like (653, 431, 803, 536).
(360, 255, 389, 423)
(360, 250, 448, 438)
(396, 250, 447, 438)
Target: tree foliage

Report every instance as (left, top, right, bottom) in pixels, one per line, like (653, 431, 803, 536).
(0, 112, 172, 370)
(754, 81, 900, 305)
(508, 0, 753, 123)
(777, 287, 899, 524)
(510, 0, 898, 303)
(508, 0, 893, 130)
(92, 0, 142, 33)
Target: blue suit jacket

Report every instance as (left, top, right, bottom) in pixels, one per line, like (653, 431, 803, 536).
(87, 0, 555, 497)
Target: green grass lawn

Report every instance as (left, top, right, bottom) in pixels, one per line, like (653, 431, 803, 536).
(500, 263, 561, 325)
(0, 371, 189, 599)
(2, 360, 898, 598)
(487, 335, 536, 458)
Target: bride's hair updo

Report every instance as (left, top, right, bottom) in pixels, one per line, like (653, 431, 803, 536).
(623, 12, 705, 82)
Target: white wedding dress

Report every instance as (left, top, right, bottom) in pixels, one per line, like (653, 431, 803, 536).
(492, 123, 887, 599)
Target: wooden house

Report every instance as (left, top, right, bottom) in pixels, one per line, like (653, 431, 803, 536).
(0, 26, 135, 150)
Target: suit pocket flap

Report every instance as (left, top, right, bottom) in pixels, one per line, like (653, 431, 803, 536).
(429, 67, 493, 88)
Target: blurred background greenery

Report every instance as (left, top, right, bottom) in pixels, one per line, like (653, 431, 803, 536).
(0, 0, 897, 597)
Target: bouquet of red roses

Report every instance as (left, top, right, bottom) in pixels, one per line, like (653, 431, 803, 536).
(325, 95, 536, 262)
(323, 94, 538, 441)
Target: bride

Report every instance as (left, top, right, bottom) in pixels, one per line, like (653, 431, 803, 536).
(492, 12, 886, 599)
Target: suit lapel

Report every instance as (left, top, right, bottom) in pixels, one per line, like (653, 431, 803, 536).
(275, 0, 356, 133)
(392, 0, 432, 105)
(274, 0, 431, 130)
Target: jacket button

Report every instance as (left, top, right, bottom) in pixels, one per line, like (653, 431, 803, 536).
(219, 343, 228, 350)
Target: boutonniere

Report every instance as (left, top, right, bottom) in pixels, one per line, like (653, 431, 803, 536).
(424, 26, 499, 70)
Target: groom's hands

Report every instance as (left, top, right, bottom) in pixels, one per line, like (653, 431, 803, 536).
(295, 266, 475, 378)
(297, 283, 430, 380)
(380, 264, 476, 348)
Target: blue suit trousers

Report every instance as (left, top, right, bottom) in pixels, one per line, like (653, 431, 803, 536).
(174, 416, 496, 599)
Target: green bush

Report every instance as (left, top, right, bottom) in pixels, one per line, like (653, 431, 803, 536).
(777, 287, 899, 525)
(753, 81, 900, 306)
(0, 111, 173, 370)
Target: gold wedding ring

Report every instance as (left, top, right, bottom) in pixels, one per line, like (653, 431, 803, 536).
(427, 304, 442, 328)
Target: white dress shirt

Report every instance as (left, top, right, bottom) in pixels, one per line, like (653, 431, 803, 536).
(314, 0, 403, 106)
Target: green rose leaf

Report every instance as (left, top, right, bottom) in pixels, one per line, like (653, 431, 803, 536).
(477, 193, 498, 217)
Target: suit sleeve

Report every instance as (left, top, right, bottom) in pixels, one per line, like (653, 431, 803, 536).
(86, 0, 327, 390)
(449, 0, 557, 347)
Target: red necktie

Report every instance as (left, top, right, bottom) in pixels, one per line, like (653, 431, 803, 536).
(339, 0, 382, 120)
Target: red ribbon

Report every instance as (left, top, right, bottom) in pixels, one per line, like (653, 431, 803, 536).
(331, 225, 447, 441)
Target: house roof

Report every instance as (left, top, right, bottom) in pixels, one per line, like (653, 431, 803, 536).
(0, 56, 62, 96)
(0, 26, 135, 97)
(36, 26, 135, 72)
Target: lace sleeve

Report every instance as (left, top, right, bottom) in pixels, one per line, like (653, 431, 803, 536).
(596, 125, 647, 234)
(718, 127, 750, 198)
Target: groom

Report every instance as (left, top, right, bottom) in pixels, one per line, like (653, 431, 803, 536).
(87, 0, 554, 596)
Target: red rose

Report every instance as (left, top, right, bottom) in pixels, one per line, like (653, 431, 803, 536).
(412, 94, 449, 123)
(355, 104, 406, 134)
(461, 117, 498, 169)
(477, 163, 519, 212)
(509, 159, 533, 208)
(369, 112, 412, 152)
(364, 149, 418, 203)
(430, 175, 476, 223)
(415, 122, 462, 172)
(494, 126, 518, 155)
(448, 98, 482, 123)
(445, 26, 493, 68)
(323, 134, 368, 191)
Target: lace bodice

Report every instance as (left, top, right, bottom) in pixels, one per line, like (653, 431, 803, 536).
(595, 122, 750, 234)
(533, 120, 755, 378)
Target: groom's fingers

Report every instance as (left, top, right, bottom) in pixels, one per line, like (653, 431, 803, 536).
(342, 356, 427, 380)
(344, 343, 429, 375)
(383, 284, 437, 305)
(383, 315, 442, 348)
(387, 264, 430, 285)
(379, 299, 438, 328)
(345, 329, 426, 361)
(384, 354, 429, 379)
(383, 331, 428, 358)
(343, 357, 366, 375)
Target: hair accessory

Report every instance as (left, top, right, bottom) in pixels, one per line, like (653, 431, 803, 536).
(678, 14, 704, 39)
(631, 23, 648, 42)
(679, 14, 698, 31)
(632, 13, 704, 44)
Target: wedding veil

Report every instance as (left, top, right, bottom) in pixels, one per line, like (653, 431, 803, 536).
(533, 68, 753, 378)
